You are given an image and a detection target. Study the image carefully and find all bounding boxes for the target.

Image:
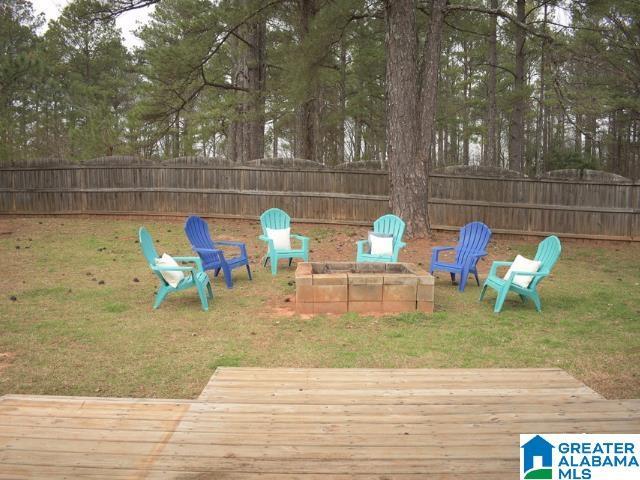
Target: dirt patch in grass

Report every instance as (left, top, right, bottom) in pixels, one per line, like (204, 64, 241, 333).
(1, 215, 639, 399)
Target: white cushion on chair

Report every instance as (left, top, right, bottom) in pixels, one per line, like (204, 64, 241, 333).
(504, 254, 541, 288)
(156, 253, 185, 288)
(266, 227, 292, 251)
(369, 232, 394, 256)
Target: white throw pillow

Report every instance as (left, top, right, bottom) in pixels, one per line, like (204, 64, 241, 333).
(369, 232, 394, 256)
(504, 254, 541, 288)
(156, 253, 184, 288)
(266, 227, 292, 251)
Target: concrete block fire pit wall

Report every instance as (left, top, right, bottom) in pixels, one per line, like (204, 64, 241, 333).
(295, 262, 434, 315)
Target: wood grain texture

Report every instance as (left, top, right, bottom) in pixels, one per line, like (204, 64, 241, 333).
(1, 368, 638, 478)
(0, 163, 637, 240)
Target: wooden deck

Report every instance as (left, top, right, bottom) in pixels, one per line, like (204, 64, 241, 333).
(1, 368, 638, 479)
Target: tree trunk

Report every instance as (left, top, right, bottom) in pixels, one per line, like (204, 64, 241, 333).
(461, 39, 470, 166)
(338, 37, 347, 165)
(384, 0, 427, 237)
(508, 0, 526, 173)
(227, 3, 266, 163)
(294, 0, 319, 161)
(485, 0, 499, 167)
(245, 12, 266, 161)
(418, 0, 446, 167)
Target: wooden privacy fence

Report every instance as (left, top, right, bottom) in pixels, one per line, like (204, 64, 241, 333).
(0, 164, 638, 241)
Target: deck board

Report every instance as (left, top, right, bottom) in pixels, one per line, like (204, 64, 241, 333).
(1, 368, 637, 478)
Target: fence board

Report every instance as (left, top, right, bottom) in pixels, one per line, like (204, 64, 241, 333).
(0, 164, 637, 241)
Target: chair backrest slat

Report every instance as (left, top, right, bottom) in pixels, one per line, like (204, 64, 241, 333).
(260, 208, 291, 235)
(185, 216, 222, 265)
(139, 227, 168, 285)
(373, 214, 405, 244)
(455, 222, 492, 266)
(534, 235, 562, 273)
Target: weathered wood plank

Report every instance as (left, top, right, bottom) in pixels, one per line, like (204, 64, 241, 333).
(1, 165, 637, 240)
(0, 368, 638, 478)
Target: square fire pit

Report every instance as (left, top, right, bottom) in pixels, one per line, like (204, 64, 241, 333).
(295, 262, 434, 315)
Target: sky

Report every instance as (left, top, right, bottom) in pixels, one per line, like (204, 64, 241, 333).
(31, 0, 154, 50)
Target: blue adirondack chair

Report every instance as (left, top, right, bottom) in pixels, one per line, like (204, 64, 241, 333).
(184, 216, 252, 289)
(356, 214, 407, 263)
(139, 227, 213, 311)
(259, 208, 310, 275)
(429, 221, 492, 292)
(479, 235, 562, 313)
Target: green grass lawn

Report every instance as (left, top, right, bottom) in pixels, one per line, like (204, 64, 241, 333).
(1, 216, 639, 399)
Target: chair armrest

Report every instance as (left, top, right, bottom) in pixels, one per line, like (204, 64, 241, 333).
(488, 260, 513, 277)
(152, 265, 196, 273)
(192, 247, 223, 255)
(431, 246, 455, 262)
(357, 239, 369, 256)
(291, 234, 309, 250)
(259, 234, 275, 251)
(215, 240, 248, 257)
(214, 240, 245, 247)
(172, 256, 204, 272)
(506, 270, 549, 282)
(397, 240, 407, 249)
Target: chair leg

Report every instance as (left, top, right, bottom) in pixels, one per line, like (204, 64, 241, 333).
(288, 257, 293, 267)
(458, 269, 469, 292)
(479, 283, 488, 301)
(532, 293, 542, 312)
(214, 268, 221, 277)
(153, 286, 170, 309)
(246, 264, 253, 280)
(196, 283, 209, 311)
(519, 294, 526, 303)
(450, 272, 456, 284)
(494, 288, 508, 313)
(221, 264, 233, 289)
(271, 256, 278, 275)
(263, 256, 269, 267)
(474, 270, 480, 286)
(206, 281, 213, 299)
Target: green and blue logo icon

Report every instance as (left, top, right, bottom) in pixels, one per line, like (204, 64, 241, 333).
(520, 434, 640, 479)
(521, 435, 555, 479)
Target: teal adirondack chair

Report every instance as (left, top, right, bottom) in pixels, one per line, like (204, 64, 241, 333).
(356, 214, 407, 263)
(139, 227, 213, 311)
(479, 235, 561, 313)
(259, 208, 310, 275)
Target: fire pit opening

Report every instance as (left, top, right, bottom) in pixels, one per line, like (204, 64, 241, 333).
(295, 262, 434, 315)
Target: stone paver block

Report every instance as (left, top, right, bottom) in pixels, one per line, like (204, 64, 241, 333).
(417, 301, 434, 313)
(313, 273, 348, 285)
(296, 263, 313, 276)
(383, 301, 416, 313)
(348, 273, 383, 285)
(383, 284, 417, 302)
(314, 285, 348, 303)
(296, 285, 315, 303)
(349, 284, 383, 302)
(354, 263, 387, 273)
(383, 274, 418, 285)
(348, 301, 383, 313)
(417, 285, 434, 302)
(417, 274, 435, 285)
